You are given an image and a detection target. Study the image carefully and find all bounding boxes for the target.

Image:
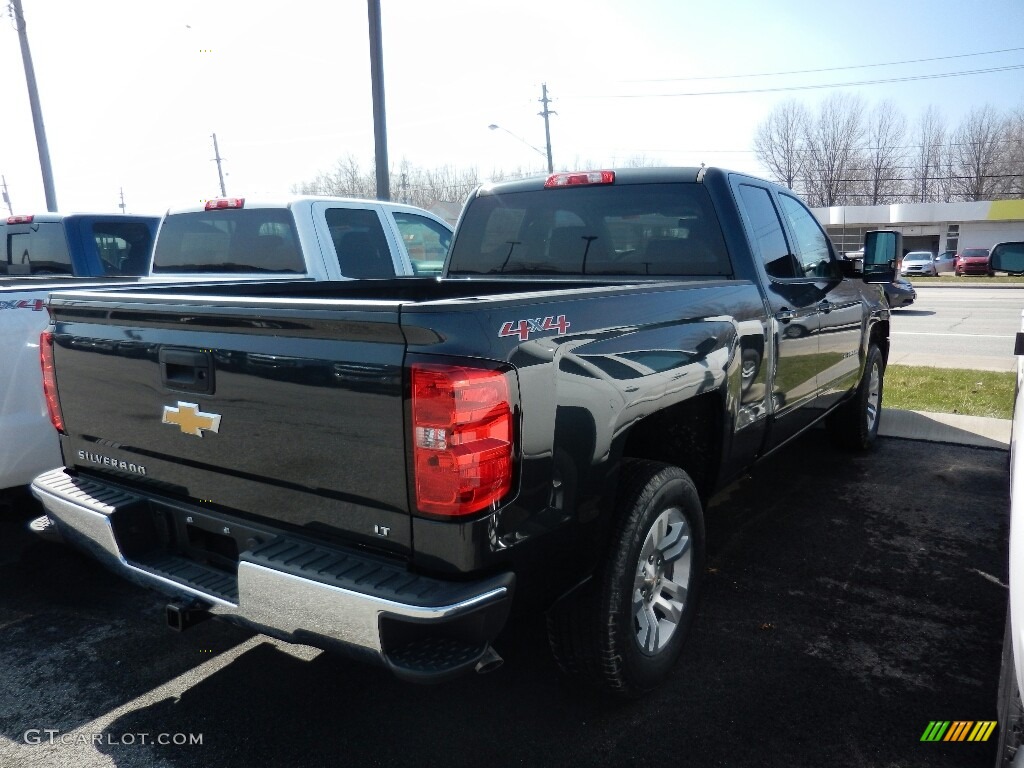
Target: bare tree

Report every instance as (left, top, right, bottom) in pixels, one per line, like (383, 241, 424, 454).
(801, 93, 866, 207)
(1003, 105, 1024, 198)
(753, 100, 809, 190)
(949, 105, 1007, 200)
(909, 106, 946, 202)
(293, 155, 484, 207)
(862, 100, 907, 204)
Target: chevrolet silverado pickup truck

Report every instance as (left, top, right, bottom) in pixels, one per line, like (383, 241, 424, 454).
(1, 212, 159, 490)
(30, 167, 898, 695)
(1, 198, 451, 492)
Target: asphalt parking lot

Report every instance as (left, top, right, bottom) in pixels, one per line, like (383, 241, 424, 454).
(0, 429, 1010, 768)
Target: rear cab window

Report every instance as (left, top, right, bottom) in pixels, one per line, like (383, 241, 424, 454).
(3, 222, 72, 275)
(151, 208, 304, 274)
(89, 220, 155, 275)
(447, 183, 731, 277)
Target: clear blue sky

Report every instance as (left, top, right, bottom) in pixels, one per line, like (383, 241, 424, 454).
(1, 0, 1022, 213)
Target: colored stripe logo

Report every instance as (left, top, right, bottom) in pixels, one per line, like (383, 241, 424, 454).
(920, 721, 997, 742)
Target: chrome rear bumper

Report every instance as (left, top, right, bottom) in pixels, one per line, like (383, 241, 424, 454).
(31, 468, 513, 680)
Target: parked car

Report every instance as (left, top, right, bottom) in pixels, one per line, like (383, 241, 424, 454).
(900, 250, 937, 277)
(884, 276, 916, 308)
(955, 247, 992, 277)
(934, 250, 957, 274)
(991, 242, 1024, 276)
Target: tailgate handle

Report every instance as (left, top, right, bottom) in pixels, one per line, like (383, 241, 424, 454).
(159, 348, 215, 394)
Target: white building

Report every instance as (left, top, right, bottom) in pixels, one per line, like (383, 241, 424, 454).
(812, 199, 1024, 256)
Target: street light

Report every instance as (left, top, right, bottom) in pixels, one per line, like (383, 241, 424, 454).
(488, 124, 549, 168)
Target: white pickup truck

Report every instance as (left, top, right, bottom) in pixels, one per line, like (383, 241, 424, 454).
(1, 196, 454, 491)
(145, 196, 453, 281)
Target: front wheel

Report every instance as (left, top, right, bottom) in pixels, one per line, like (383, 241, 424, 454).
(826, 343, 884, 451)
(546, 460, 705, 696)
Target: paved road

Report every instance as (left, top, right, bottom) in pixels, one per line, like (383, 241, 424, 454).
(889, 285, 1024, 371)
(0, 432, 1009, 768)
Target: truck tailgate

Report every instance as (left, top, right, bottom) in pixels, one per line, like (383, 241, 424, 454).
(49, 296, 413, 554)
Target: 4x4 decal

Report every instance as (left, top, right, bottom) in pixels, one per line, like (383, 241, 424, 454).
(499, 315, 571, 341)
(0, 299, 46, 311)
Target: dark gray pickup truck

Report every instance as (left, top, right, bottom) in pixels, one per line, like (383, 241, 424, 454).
(31, 167, 898, 695)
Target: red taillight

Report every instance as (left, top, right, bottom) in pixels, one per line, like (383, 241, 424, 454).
(544, 170, 615, 189)
(7, 214, 34, 224)
(39, 332, 65, 433)
(412, 364, 514, 517)
(204, 197, 245, 210)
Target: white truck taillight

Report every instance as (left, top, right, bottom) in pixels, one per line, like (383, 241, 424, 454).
(411, 364, 514, 517)
(39, 332, 65, 433)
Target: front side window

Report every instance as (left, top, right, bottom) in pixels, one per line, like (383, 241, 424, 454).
(392, 212, 452, 276)
(778, 194, 836, 278)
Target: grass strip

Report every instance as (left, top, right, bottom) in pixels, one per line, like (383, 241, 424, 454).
(884, 364, 1015, 420)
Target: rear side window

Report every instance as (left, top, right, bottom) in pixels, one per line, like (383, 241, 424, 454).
(448, 182, 731, 277)
(737, 184, 797, 279)
(325, 207, 395, 279)
(152, 209, 304, 273)
(4, 223, 72, 275)
(91, 221, 154, 275)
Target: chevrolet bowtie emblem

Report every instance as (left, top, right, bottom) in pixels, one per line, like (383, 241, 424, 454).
(162, 402, 222, 437)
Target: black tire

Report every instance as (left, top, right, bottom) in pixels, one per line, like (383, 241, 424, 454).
(546, 459, 705, 696)
(826, 343, 884, 451)
(996, 608, 1024, 766)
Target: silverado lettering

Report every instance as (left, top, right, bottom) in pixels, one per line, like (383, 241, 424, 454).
(76, 450, 147, 475)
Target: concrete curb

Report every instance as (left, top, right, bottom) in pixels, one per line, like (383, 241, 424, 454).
(880, 407, 1010, 450)
(908, 281, 1024, 289)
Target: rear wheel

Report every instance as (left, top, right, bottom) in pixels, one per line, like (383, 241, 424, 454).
(547, 460, 705, 696)
(826, 343, 884, 451)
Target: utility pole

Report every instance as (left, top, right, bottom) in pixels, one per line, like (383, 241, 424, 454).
(118, 187, 126, 214)
(538, 83, 555, 174)
(211, 133, 227, 196)
(1, 175, 12, 215)
(11, 0, 57, 211)
(367, 0, 390, 200)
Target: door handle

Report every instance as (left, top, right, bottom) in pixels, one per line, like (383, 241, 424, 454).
(775, 308, 798, 321)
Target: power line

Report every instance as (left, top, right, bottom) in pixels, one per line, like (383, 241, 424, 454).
(625, 47, 1024, 83)
(593, 64, 1024, 98)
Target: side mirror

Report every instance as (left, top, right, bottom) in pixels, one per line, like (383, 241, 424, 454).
(990, 242, 1024, 275)
(862, 230, 899, 284)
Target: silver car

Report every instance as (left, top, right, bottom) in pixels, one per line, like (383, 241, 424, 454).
(900, 251, 937, 276)
(934, 250, 957, 274)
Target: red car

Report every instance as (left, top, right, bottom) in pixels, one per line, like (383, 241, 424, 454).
(955, 247, 992, 277)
